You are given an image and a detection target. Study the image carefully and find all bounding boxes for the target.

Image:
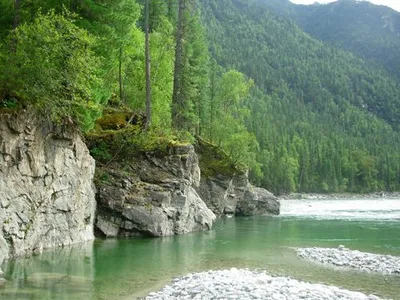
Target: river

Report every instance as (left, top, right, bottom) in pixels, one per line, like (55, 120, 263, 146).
(1, 198, 399, 299)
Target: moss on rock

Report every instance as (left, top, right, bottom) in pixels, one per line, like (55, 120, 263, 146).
(195, 138, 247, 178)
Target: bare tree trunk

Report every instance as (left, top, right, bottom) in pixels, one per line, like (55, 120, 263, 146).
(172, 0, 185, 129)
(13, 0, 20, 29)
(11, 0, 21, 53)
(145, 0, 152, 130)
(119, 47, 123, 103)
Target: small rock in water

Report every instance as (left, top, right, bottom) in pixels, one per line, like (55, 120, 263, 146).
(338, 245, 346, 251)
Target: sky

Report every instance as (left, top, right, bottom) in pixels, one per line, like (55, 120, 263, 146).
(289, 0, 400, 12)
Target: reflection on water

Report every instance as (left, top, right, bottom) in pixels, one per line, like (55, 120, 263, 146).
(1, 199, 400, 300)
(1, 242, 94, 300)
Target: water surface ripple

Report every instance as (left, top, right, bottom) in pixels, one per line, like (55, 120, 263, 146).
(1, 198, 399, 299)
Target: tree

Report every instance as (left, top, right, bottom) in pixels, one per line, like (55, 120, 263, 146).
(0, 10, 103, 130)
(145, 0, 152, 129)
(171, 0, 186, 130)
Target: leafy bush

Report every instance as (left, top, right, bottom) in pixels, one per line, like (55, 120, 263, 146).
(0, 9, 105, 131)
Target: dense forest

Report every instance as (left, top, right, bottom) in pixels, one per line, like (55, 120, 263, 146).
(1, 0, 400, 194)
(256, 0, 400, 79)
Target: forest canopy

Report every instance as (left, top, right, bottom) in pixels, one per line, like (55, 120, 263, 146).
(1, 0, 400, 194)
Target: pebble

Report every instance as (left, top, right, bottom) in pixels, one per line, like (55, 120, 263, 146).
(296, 246, 400, 275)
(144, 268, 386, 300)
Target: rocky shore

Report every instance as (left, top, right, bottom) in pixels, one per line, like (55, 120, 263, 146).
(296, 246, 400, 275)
(145, 268, 384, 300)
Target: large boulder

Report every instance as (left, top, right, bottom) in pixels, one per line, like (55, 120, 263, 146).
(0, 110, 96, 265)
(237, 186, 280, 216)
(93, 142, 215, 237)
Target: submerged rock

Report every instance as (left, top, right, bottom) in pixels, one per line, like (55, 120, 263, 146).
(296, 247, 400, 275)
(145, 269, 384, 300)
(94, 143, 215, 237)
(0, 110, 96, 261)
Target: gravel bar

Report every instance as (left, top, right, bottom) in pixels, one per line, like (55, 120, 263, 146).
(296, 246, 400, 275)
(145, 268, 384, 300)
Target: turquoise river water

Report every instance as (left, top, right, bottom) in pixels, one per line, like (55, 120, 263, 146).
(1, 198, 399, 300)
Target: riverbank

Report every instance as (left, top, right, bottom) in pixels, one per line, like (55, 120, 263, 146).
(296, 246, 400, 275)
(278, 192, 400, 200)
(145, 268, 384, 300)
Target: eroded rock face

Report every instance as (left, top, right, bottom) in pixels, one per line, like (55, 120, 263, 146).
(0, 111, 96, 265)
(197, 173, 280, 217)
(95, 144, 216, 237)
(194, 139, 279, 218)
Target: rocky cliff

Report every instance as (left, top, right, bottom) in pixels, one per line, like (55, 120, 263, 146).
(0, 111, 96, 269)
(90, 128, 279, 237)
(195, 140, 280, 217)
(0, 109, 279, 285)
(93, 141, 216, 237)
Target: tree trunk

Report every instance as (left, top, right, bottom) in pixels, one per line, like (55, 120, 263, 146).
(172, 0, 185, 129)
(11, 0, 21, 52)
(145, 0, 152, 130)
(13, 0, 20, 30)
(119, 47, 123, 103)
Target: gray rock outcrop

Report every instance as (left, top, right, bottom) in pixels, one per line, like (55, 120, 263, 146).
(195, 139, 279, 217)
(197, 173, 279, 217)
(0, 111, 96, 270)
(95, 144, 216, 237)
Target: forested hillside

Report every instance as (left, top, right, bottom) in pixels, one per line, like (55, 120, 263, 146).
(0, 0, 259, 174)
(256, 0, 400, 79)
(1, 0, 400, 194)
(199, 0, 400, 193)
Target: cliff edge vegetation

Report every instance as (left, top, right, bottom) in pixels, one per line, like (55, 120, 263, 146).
(2, 0, 400, 197)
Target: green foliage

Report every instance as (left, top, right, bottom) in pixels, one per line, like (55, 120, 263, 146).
(288, 0, 400, 80)
(90, 142, 113, 162)
(0, 10, 103, 131)
(202, 69, 260, 176)
(200, 0, 400, 194)
(2, 0, 400, 195)
(86, 123, 191, 165)
(196, 138, 247, 178)
(0, 97, 17, 109)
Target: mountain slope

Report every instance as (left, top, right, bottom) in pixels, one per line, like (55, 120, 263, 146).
(257, 0, 400, 79)
(199, 0, 400, 193)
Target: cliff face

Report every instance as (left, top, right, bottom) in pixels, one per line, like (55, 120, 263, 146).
(0, 108, 279, 281)
(94, 144, 216, 237)
(93, 133, 279, 237)
(0, 111, 96, 265)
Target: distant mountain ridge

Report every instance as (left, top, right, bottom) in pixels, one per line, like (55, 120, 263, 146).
(256, 0, 400, 79)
